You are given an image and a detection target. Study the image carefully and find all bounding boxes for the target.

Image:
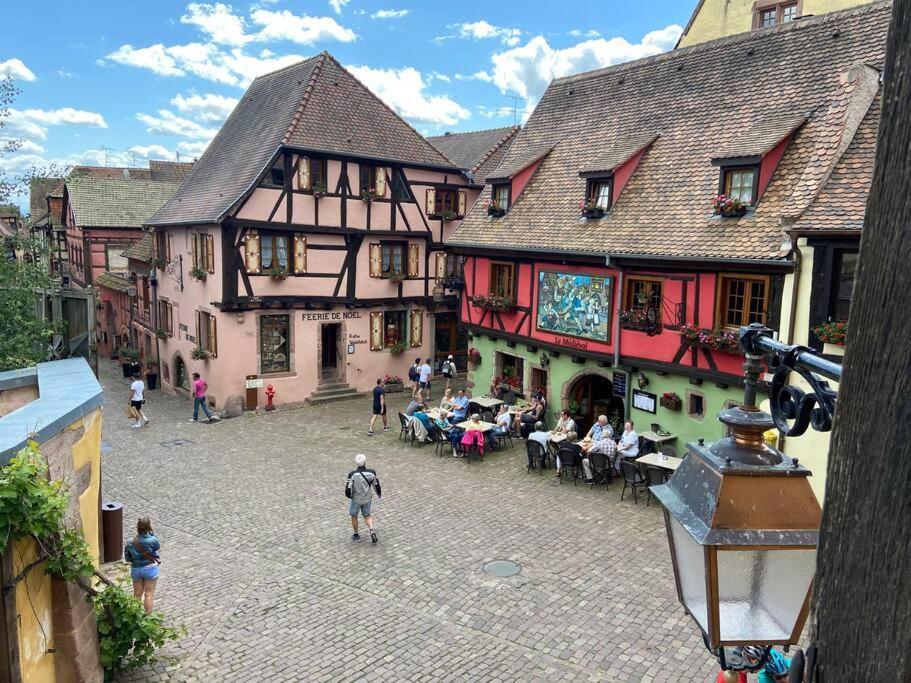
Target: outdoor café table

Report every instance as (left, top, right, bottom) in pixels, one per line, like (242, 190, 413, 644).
(427, 408, 445, 421)
(469, 396, 504, 411)
(639, 430, 677, 445)
(456, 420, 497, 432)
(635, 452, 683, 472)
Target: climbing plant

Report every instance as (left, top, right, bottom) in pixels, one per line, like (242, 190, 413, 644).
(0, 442, 183, 679)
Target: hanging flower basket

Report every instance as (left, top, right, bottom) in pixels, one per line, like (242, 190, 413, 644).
(486, 202, 506, 218)
(470, 294, 514, 311)
(811, 320, 847, 346)
(467, 347, 481, 367)
(711, 194, 750, 218)
(680, 325, 741, 354)
(660, 392, 682, 411)
(312, 182, 327, 198)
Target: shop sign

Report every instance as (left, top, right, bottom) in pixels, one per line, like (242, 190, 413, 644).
(302, 311, 363, 321)
(245, 377, 264, 389)
(613, 371, 627, 398)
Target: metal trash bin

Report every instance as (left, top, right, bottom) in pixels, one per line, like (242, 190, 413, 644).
(101, 501, 123, 563)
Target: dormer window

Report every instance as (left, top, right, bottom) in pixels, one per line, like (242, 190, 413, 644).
(589, 178, 612, 210)
(492, 183, 510, 211)
(264, 159, 285, 188)
(722, 166, 758, 204)
(754, 1, 799, 29)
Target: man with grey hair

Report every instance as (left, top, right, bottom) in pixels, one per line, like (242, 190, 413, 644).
(586, 414, 613, 442)
(345, 453, 382, 543)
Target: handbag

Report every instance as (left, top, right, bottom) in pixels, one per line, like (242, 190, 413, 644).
(131, 537, 161, 565)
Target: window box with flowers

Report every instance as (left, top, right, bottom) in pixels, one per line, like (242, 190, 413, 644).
(189, 266, 207, 282)
(268, 265, 287, 280)
(619, 308, 658, 332)
(361, 187, 377, 203)
(680, 325, 741, 354)
(385, 270, 405, 284)
(467, 347, 481, 367)
(311, 181, 327, 198)
(711, 194, 751, 218)
(811, 320, 847, 347)
(191, 346, 210, 361)
(469, 294, 514, 311)
(388, 340, 407, 355)
(660, 392, 682, 411)
(486, 201, 506, 218)
(383, 374, 404, 392)
(579, 198, 606, 219)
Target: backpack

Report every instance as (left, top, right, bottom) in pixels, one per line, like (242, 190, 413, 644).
(349, 470, 376, 504)
(442, 361, 454, 376)
(408, 365, 419, 381)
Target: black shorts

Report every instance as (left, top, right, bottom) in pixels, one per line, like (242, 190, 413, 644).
(420, 381, 430, 389)
(130, 400, 143, 409)
(373, 406, 386, 416)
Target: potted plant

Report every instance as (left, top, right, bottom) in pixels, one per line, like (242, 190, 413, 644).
(711, 194, 751, 218)
(361, 187, 377, 202)
(579, 198, 605, 219)
(118, 346, 140, 378)
(189, 265, 207, 281)
(383, 374, 404, 393)
(312, 181, 327, 198)
(191, 346, 210, 361)
(268, 265, 286, 280)
(469, 294, 514, 311)
(567, 400, 583, 420)
(439, 209, 456, 222)
(660, 392, 682, 411)
(388, 340, 407, 355)
(145, 360, 159, 390)
(619, 308, 654, 331)
(467, 347, 481, 367)
(386, 270, 405, 283)
(155, 327, 168, 340)
(811, 320, 847, 355)
(486, 201, 506, 218)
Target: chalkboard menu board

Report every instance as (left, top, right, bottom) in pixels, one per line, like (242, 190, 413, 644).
(612, 371, 627, 398)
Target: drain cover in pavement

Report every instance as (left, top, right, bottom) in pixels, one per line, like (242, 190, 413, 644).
(483, 560, 522, 577)
(101, 441, 113, 454)
(159, 439, 194, 448)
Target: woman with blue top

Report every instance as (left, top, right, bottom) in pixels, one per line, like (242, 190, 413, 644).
(124, 516, 160, 613)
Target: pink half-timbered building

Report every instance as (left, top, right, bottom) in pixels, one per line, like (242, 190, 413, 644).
(147, 52, 480, 406)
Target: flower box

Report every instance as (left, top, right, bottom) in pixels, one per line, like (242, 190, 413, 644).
(811, 320, 847, 347)
(470, 295, 514, 311)
(711, 194, 751, 218)
(619, 309, 656, 332)
(660, 394, 682, 411)
(486, 203, 506, 218)
(579, 198, 605, 219)
(384, 381, 404, 393)
(680, 326, 741, 354)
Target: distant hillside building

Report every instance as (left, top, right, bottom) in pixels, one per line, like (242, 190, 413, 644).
(676, 0, 875, 47)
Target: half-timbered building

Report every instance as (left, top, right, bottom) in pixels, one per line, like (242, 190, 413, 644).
(146, 52, 479, 406)
(446, 3, 887, 497)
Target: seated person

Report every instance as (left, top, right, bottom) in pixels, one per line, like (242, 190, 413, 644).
(514, 398, 545, 437)
(413, 409, 434, 429)
(493, 405, 512, 435)
(459, 414, 486, 455)
(404, 399, 426, 417)
(447, 389, 470, 423)
(439, 389, 454, 411)
(526, 421, 550, 468)
(615, 420, 639, 470)
(582, 427, 617, 466)
(552, 409, 576, 436)
(586, 414, 614, 442)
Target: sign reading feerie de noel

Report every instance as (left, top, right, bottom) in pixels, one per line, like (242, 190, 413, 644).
(301, 311, 362, 321)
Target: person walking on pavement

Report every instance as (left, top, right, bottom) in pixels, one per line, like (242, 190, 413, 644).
(441, 354, 456, 392)
(418, 358, 433, 400)
(408, 358, 421, 398)
(123, 516, 160, 613)
(368, 378, 390, 436)
(345, 454, 381, 543)
(190, 372, 220, 423)
(129, 372, 149, 428)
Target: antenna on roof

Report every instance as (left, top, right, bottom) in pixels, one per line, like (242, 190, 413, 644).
(503, 95, 525, 125)
(100, 146, 116, 167)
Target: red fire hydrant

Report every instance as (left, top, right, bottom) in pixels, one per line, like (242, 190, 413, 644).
(265, 384, 276, 411)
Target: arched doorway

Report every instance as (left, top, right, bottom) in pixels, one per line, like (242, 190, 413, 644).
(566, 373, 625, 437)
(174, 355, 190, 391)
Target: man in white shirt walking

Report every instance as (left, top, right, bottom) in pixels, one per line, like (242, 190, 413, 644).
(129, 373, 149, 428)
(418, 358, 433, 401)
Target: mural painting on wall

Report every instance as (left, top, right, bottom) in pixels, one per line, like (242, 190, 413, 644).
(536, 271, 611, 342)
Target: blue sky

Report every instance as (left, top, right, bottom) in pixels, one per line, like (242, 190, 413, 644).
(2, 0, 693, 198)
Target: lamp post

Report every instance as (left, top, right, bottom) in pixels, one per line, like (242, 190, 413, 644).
(651, 323, 840, 668)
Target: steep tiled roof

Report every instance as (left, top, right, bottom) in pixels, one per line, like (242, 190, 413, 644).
(487, 144, 554, 181)
(447, 3, 888, 261)
(94, 271, 129, 293)
(427, 126, 520, 182)
(150, 52, 460, 226)
(149, 160, 195, 182)
(121, 232, 154, 262)
(581, 133, 660, 175)
(29, 177, 64, 223)
(67, 177, 179, 228)
(712, 115, 808, 160)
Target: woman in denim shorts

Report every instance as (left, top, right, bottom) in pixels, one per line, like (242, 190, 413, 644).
(124, 517, 160, 613)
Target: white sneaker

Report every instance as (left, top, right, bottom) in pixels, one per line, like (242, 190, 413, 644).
(208, 415, 220, 422)
(131, 424, 141, 429)
(190, 418, 198, 422)
(143, 417, 150, 425)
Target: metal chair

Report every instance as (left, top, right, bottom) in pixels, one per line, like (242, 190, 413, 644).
(480, 410, 494, 423)
(557, 446, 581, 484)
(643, 465, 668, 506)
(525, 440, 548, 474)
(426, 423, 448, 456)
(398, 412, 409, 441)
(493, 426, 514, 451)
(587, 451, 611, 489)
(659, 445, 677, 459)
(638, 435, 655, 456)
(620, 460, 648, 504)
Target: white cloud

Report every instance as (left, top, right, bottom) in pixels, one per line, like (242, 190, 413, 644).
(135, 110, 218, 139)
(430, 72, 451, 83)
(250, 9, 356, 44)
(454, 71, 493, 83)
(371, 9, 408, 19)
(569, 29, 601, 38)
(56, 69, 77, 78)
(181, 2, 250, 46)
(127, 144, 175, 160)
(347, 65, 470, 126)
(170, 92, 238, 121)
(4, 108, 108, 141)
(105, 44, 186, 78)
(0, 58, 37, 82)
(177, 140, 209, 157)
(488, 25, 683, 101)
(329, 0, 349, 13)
(452, 20, 521, 46)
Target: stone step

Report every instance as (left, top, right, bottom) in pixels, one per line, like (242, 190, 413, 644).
(305, 387, 367, 405)
(317, 381, 350, 392)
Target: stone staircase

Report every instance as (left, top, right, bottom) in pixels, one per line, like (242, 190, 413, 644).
(305, 379, 364, 405)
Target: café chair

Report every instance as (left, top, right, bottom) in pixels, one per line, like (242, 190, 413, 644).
(643, 465, 669, 506)
(525, 441, 548, 475)
(556, 446, 581, 484)
(588, 451, 611, 490)
(398, 412, 409, 441)
(659, 445, 677, 459)
(620, 460, 648, 504)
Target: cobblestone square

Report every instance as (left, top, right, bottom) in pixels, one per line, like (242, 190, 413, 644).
(99, 362, 715, 682)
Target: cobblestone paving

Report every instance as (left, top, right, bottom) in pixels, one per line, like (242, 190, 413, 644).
(99, 361, 716, 681)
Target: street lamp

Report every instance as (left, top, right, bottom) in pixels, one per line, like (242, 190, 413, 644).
(651, 324, 838, 660)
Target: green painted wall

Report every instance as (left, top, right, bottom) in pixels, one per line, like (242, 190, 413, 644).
(467, 335, 745, 455)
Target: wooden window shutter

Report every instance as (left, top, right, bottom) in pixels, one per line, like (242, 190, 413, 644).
(369, 311, 383, 351)
(293, 235, 307, 274)
(407, 244, 420, 277)
(165, 233, 171, 262)
(368, 242, 382, 278)
(205, 234, 215, 273)
(208, 314, 218, 357)
(195, 310, 201, 347)
(297, 156, 311, 190)
(425, 188, 436, 215)
(457, 191, 467, 217)
(409, 309, 423, 347)
(435, 252, 447, 279)
(192, 234, 199, 269)
(375, 167, 388, 197)
(245, 232, 261, 274)
(167, 303, 173, 335)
